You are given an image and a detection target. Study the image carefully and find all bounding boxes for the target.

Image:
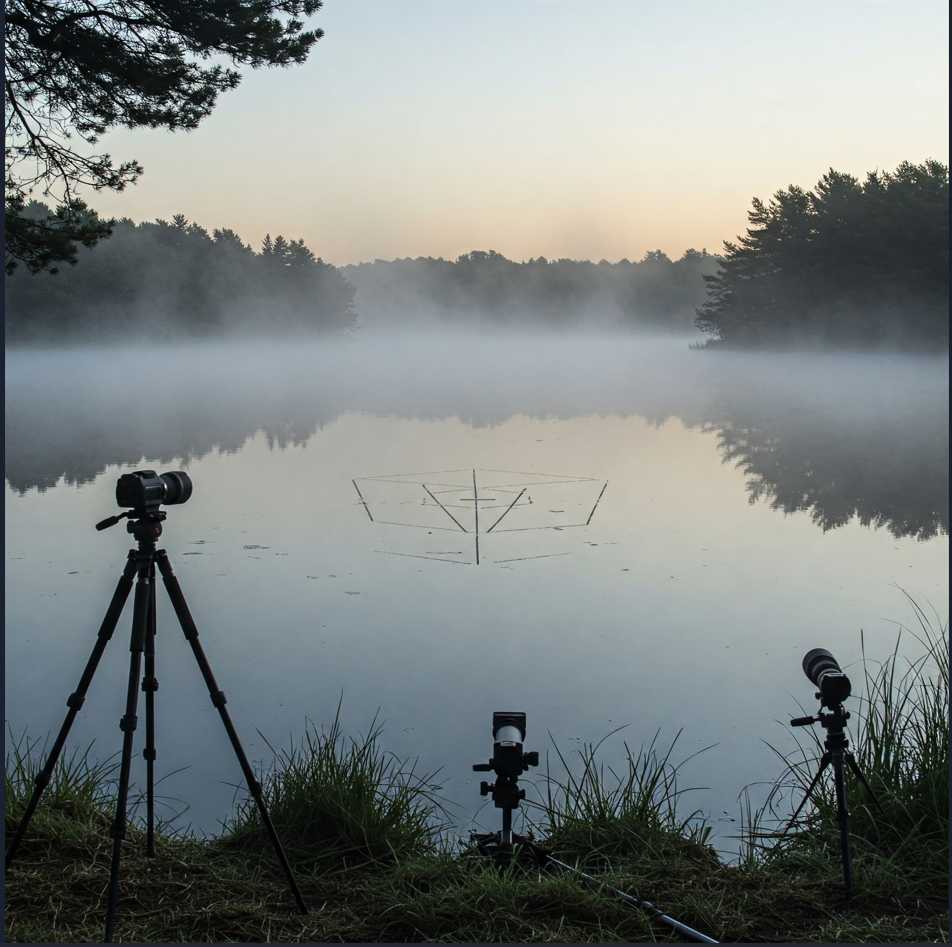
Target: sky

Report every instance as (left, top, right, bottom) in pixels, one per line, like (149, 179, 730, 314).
(86, 0, 949, 266)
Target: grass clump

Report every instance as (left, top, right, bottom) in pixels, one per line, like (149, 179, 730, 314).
(529, 728, 715, 867)
(222, 705, 448, 871)
(5, 727, 116, 853)
(846, 598, 949, 891)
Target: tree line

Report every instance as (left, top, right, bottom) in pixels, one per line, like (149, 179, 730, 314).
(4, 204, 357, 340)
(4, 212, 718, 340)
(696, 160, 949, 348)
(342, 249, 717, 332)
(7, 158, 947, 345)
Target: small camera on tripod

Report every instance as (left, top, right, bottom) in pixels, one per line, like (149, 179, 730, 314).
(96, 470, 192, 534)
(470, 712, 541, 866)
(786, 647, 878, 901)
(8, 469, 308, 942)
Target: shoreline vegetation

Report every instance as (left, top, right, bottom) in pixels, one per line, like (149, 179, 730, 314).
(696, 160, 948, 350)
(4, 159, 947, 351)
(6, 600, 948, 943)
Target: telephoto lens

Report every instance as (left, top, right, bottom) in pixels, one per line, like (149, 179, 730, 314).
(802, 648, 851, 704)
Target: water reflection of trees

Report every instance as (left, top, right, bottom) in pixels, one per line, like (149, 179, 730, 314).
(706, 414, 948, 540)
(5, 345, 947, 541)
(685, 354, 949, 541)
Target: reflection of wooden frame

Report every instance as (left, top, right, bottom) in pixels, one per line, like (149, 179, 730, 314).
(352, 468, 608, 565)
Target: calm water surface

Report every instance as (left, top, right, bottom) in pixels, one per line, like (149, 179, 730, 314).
(5, 336, 948, 855)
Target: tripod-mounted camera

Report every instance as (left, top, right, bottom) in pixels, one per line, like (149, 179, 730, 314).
(469, 712, 545, 867)
(785, 648, 880, 901)
(5, 471, 307, 941)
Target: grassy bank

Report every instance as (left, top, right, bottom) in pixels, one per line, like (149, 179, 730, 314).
(6, 608, 948, 943)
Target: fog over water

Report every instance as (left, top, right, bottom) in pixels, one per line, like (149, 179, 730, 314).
(5, 333, 948, 854)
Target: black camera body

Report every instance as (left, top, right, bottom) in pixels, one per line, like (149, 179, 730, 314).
(488, 712, 538, 778)
(802, 648, 851, 705)
(116, 470, 192, 515)
(473, 711, 538, 810)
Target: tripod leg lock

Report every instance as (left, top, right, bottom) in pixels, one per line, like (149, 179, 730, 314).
(119, 714, 138, 732)
(210, 690, 227, 708)
(67, 692, 86, 710)
(143, 748, 157, 761)
(141, 677, 159, 692)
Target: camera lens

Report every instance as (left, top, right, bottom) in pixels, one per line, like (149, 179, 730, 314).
(492, 712, 526, 743)
(803, 648, 851, 703)
(803, 648, 839, 683)
(159, 471, 192, 506)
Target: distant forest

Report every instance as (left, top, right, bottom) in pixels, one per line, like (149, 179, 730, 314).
(4, 205, 358, 340)
(4, 203, 717, 340)
(697, 160, 949, 348)
(341, 249, 717, 332)
(6, 158, 948, 346)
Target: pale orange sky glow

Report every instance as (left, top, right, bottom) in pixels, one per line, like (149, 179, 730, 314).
(84, 0, 949, 266)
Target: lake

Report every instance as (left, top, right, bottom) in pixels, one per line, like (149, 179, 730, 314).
(4, 334, 948, 856)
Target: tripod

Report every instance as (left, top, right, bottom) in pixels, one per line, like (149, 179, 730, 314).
(787, 701, 880, 900)
(5, 510, 308, 942)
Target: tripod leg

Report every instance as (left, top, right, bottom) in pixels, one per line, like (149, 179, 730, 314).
(142, 558, 158, 857)
(845, 753, 881, 810)
(782, 753, 831, 836)
(155, 550, 308, 915)
(104, 553, 153, 943)
(5, 553, 137, 871)
(830, 750, 853, 901)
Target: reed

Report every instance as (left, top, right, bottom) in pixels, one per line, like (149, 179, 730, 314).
(221, 704, 449, 870)
(5, 726, 117, 848)
(526, 727, 715, 865)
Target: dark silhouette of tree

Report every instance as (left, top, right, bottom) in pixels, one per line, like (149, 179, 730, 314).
(697, 160, 949, 348)
(258, 232, 357, 332)
(5, 0, 324, 274)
